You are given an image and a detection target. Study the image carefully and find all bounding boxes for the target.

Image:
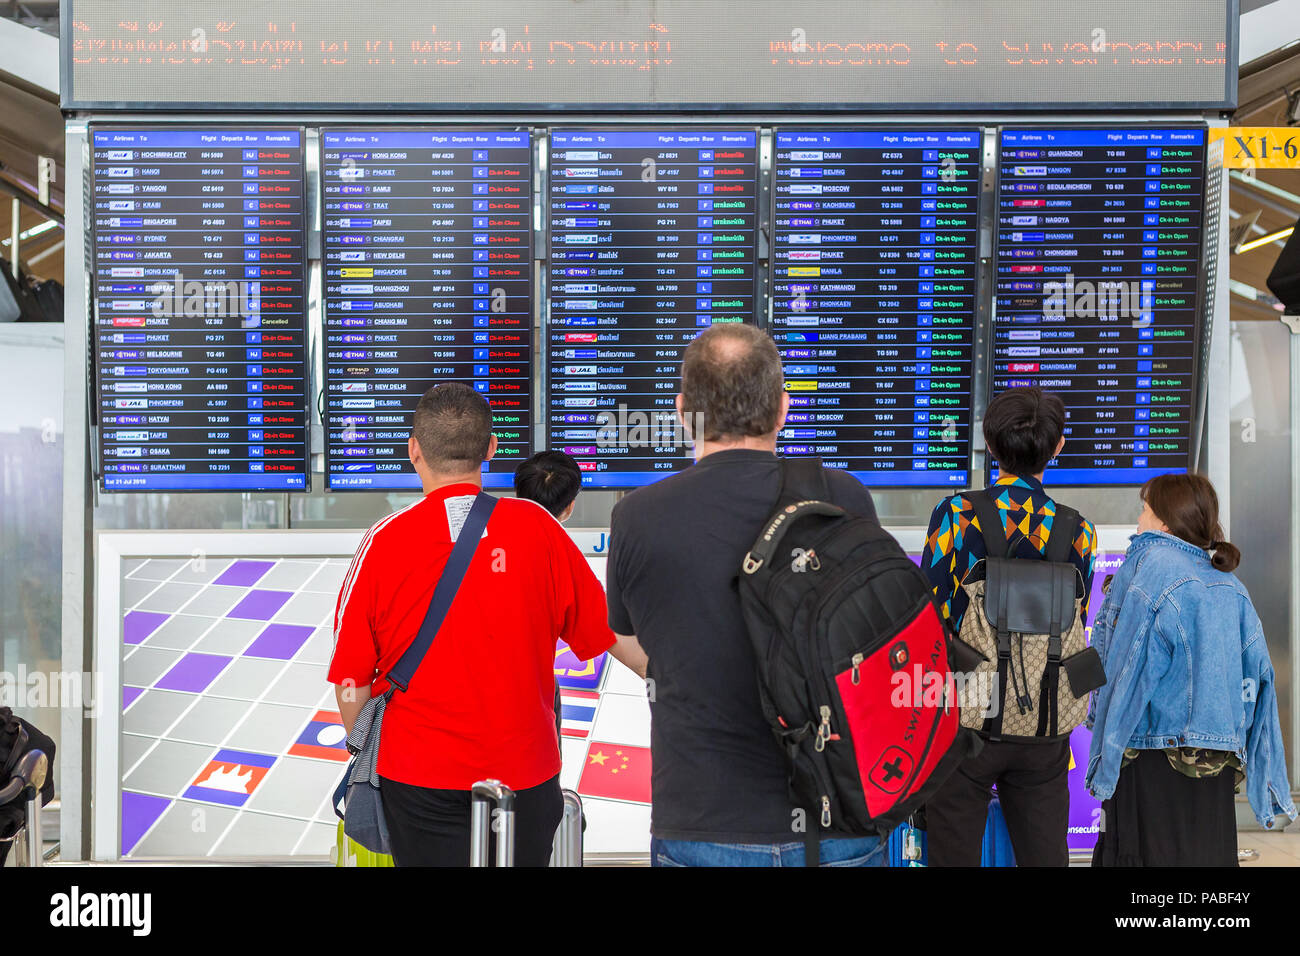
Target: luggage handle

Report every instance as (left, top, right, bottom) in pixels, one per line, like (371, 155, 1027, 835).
(742, 500, 845, 574)
(551, 789, 584, 867)
(470, 779, 516, 867)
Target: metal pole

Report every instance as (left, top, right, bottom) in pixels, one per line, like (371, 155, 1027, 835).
(25, 788, 41, 868)
(10, 196, 18, 277)
(1287, 313, 1300, 791)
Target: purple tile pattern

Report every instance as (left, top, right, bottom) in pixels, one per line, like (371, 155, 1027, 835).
(121, 791, 171, 855)
(154, 653, 232, 693)
(227, 590, 293, 621)
(213, 560, 275, 587)
(124, 610, 171, 645)
(244, 623, 314, 661)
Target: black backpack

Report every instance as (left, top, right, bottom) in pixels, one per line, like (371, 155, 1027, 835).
(737, 459, 980, 858)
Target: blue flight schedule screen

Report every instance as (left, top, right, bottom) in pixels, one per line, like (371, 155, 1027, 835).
(993, 127, 1207, 486)
(90, 128, 310, 492)
(547, 129, 760, 489)
(772, 130, 981, 487)
(320, 129, 533, 490)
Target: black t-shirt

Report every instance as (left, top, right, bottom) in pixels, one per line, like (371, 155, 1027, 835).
(606, 449, 878, 842)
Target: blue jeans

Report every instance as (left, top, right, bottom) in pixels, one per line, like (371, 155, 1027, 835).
(651, 836, 887, 867)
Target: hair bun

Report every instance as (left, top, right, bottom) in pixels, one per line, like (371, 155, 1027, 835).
(1209, 540, 1241, 573)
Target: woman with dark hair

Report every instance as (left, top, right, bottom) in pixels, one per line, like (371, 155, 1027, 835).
(1086, 473, 1296, 866)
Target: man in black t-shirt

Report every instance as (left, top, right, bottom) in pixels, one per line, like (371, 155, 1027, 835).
(605, 324, 888, 867)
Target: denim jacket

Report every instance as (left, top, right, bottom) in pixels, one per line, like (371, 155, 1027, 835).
(1085, 530, 1296, 828)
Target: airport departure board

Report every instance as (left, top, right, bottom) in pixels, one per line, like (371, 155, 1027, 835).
(992, 127, 1206, 485)
(90, 127, 310, 492)
(546, 129, 760, 488)
(321, 129, 533, 489)
(772, 129, 981, 487)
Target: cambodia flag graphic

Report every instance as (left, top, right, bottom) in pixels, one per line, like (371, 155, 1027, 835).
(183, 750, 275, 807)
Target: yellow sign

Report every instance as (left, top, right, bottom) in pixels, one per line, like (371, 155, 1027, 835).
(1210, 128, 1300, 170)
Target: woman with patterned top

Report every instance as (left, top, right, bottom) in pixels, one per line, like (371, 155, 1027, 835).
(1087, 473, 1296, 866)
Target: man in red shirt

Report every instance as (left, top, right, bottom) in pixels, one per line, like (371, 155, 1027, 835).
(328, 383, 614, 866)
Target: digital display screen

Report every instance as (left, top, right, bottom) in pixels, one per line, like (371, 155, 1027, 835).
(546, 128, 760, 488)
(90, 127, 310, 492)
(320, 129, 534, 490)
(66, 1, 1235, 110)
(772, 129, 981, 487)
(991, 127, 1207, 485)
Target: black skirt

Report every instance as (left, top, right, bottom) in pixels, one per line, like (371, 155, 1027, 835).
(1092, 749, 1238, 867)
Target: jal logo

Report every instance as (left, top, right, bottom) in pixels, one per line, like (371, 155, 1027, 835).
(889, 641, 909, 671)
(870, 746, 914, 794)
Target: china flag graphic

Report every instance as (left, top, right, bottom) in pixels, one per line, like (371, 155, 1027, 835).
(578, 743, 651, 804)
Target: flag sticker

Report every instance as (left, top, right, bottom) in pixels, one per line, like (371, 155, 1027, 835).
(578, 742, 651, 804)
(560, 689, 600, 739)
(183, 749, 276, 807)
(287, 710, 350, 762)
(555, 639, 607, 691)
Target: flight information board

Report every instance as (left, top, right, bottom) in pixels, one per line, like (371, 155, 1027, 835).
(992, 127, 1206, 485)
(772, 129, 981, 487)
(546, 128, 760, 488)
(320, 129, 533, 489)
(90, 127, 310, 492)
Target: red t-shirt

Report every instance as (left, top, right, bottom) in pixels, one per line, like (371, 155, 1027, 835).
(327, 483, 614, 791)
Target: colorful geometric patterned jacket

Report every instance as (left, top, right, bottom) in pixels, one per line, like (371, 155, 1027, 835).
(920, 474, 1098, 632)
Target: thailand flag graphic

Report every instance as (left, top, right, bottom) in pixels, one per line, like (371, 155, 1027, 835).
(183, 749, 275, 807)
(287, 710, 350, 762)
(559, 689, 599, 739)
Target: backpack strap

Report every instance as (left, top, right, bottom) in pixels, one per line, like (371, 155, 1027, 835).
(967, 489, 1014, 738)
(1044, 503, 1083, 565)
(778, 456, 830, 507)
(967, 488, 1014, 560)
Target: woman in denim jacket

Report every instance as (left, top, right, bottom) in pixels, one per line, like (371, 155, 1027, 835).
(1086, 473, 1295, 865)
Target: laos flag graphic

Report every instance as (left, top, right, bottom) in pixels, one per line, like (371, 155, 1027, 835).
(183, 750, 275, 807)
(288, 710, 350, 762)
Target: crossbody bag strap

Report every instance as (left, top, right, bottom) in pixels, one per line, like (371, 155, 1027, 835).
(386, 492, 497, 693)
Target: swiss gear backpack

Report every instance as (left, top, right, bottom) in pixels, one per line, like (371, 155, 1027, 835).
(737, 458, 980, 857)
(949, 488, 1107, 741)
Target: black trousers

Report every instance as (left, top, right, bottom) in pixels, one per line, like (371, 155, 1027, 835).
(380, 773, 563, 867)
(1092, 749, 1238, 867)
(925, 737, 1071, 867)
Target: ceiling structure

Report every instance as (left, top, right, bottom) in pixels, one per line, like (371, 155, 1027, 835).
(0, 4, 1298, 306)
(0, 3, 62, 283)
(1230, 34, 1300, 322)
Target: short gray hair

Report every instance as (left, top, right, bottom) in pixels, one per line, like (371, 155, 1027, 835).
(680, 324, 784, 441)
